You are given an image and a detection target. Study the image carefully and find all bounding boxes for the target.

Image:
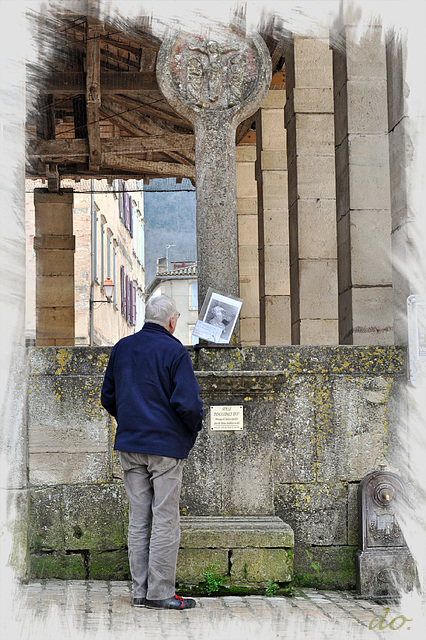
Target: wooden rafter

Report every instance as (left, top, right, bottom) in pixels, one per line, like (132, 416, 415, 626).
(27, 7, 204, 182)
(236, 119, 256, 145)
(110, 94, 189, 129)
(68, 20, 159, 58)
(139, 48, 157, 72)
(101, 97, 178, 136)
(101, 153, 195, 179)
(28, 134, 195, 159)
(100, 100, 194, 166)
(271, 37, 287, 70)
(36, 95, 56, 140)
(86, 16, 101, 170)
(100, 102, 152, 137)
(40, 72, 159, 95)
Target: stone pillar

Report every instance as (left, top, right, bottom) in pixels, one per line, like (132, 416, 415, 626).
(333, 21, 394, 345)
(34, 189, 76, 345)
(156, 29, 271, 311)
(236, 144, 260, 344)
(256, 89, 290, 344)
(285, 34, 339, 345)
(386, 31, 414, 345)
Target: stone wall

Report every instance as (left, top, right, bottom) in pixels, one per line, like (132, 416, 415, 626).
(27, 345, 407, 589)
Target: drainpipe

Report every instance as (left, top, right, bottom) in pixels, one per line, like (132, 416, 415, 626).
(89, 179, 95, 346)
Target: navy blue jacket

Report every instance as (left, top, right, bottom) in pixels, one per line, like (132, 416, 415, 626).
(101, 322, 203, 459)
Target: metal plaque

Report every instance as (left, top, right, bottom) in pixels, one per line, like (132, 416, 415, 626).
(210, 405, 243, 431)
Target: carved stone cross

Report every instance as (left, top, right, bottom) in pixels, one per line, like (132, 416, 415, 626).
(157, 28, 271, 309)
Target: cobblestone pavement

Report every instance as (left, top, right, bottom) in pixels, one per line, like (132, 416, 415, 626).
(7, 581, 425, 640)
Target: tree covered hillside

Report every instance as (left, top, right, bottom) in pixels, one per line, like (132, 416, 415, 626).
(143, 182, 197, 286)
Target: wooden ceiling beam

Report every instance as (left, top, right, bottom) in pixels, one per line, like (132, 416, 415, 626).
(102, 136, 194, 156)
(101, 152, 195, 179)
(139, 48, 157, 72)
(68, 20, 158, 58)
(28, 134, 194, 159)
(101, 48, 141, 70)
(236, 118, 256, 145)
(36, 95, 56, 140)
(86, 16, 102, 170)
(164, 151, 195, 166)
(102, 97, 193, 165)
(40, 71, 159, 94)
(110, 94, 188, 128)
(100, 103, 149, 137)
(102, 97, 170, 135)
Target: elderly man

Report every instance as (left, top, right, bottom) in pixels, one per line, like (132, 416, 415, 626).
(101, 295, 203, 610)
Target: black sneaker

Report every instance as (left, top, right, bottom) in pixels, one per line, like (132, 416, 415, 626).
(145, 595, 196, 610)
(133, 597, 146, 607)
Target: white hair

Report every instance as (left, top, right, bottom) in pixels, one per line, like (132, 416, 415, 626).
(145, 295, 178, 327)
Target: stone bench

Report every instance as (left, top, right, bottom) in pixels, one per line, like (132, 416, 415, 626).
(177, 516, 294, 587)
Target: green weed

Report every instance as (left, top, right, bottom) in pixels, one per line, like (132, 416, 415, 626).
(265, 580, 278, 597)
(201, 562, 225, 595)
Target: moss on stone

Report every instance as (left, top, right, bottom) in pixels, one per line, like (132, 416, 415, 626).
(27, 346, 405, 586)
(176, 579, 294, 597)
(294, 546, 357, 589)
(89, 550, 130, 580)
(30, 552, 86, 580)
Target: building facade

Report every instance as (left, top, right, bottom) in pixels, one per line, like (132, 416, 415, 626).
(146, 258, 199, 345)
(25, 178, 145, 346)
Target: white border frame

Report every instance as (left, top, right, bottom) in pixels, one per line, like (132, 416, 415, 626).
(407, 295, 426, 386)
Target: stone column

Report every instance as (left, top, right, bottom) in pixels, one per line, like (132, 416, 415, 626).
(333, 21, 393, 345)
(255, 89, 290, 344)
(285, 34, 339, 345)
(386, 31, 414, 345)
(236, 143, 260, 344)
(34, 189, 76, 345)
(156, 29, 271, 311)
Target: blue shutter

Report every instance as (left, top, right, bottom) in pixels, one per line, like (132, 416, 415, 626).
(118, 180, 124, 220)
(113, 248, 117, 306)
(123, 183, 129, 229)
(129, 195, 133, 237)
(120, 266, 125, 317)
(130, 281, 137, 326)
(126, 274, 130, 323)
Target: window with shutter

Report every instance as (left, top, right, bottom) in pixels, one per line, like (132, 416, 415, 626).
(118, 180, 124, 220)
(126, 274, 130, 324)
(140, 218, 145, 265)
(100, 223, 105, 284)
(137, 290, 141, 331)
(124, 183, 129, 228)
(129, 195, 133, 237)
(113, 248, 117, 306)
(120, 266, 125, 317)
(106, 235, 111, 278)
(130, 281, 137, 326)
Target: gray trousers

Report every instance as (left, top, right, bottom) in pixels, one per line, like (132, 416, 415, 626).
(119, 451, 185, 600)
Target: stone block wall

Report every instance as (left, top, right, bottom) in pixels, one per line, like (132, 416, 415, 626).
(27, 345, 407, 589)
(332, 21, 394, 345)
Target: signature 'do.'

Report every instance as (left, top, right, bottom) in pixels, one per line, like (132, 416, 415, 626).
(369, 607, 413, 631)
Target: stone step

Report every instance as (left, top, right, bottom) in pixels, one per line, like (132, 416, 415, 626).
(177, 516, 294, 587)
